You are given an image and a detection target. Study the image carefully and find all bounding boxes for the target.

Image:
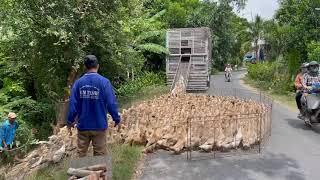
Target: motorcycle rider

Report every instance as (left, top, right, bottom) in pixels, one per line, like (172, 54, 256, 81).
(301, 61, 320, 123)
(295, 63, 309, 119)
(225, 64, 232, 80)
(302, 61, 320, 90)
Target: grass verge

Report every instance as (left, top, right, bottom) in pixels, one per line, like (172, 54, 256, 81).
(242, 76, 297, 111)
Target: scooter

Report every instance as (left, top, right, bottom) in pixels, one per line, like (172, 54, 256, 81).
(225, 72, 232, 82)
(300, 82, 320, 127)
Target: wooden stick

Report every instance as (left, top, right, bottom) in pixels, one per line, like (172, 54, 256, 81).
(78, 164, 107, 171)
(76, 173, 100, 180)
(67, 168, 103, 177)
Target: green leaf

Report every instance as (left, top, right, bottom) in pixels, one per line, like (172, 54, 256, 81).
(149, 9, 167, 22)
(136, 43, 169, 54)
(135, 30, 165, 43)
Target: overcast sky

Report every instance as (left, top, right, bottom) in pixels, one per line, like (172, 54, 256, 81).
(238, 0, 279, 21)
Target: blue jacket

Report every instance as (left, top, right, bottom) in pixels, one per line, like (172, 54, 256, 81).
(67, 72, 120, 131)
(0, 120, 19, 147)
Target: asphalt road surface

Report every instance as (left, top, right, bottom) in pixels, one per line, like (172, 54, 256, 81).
(140, 71, 320, 180)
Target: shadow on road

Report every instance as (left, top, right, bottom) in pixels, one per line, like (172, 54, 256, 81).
(285, 118, 320, 134)
(141, 152, 305, 180)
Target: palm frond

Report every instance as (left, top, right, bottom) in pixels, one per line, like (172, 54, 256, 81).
(136, 43, 169, 54)
(135, 30, 165, 43)
(149, 9, 166, 22)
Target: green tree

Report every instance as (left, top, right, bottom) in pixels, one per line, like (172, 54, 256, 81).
(0, 0, 169, 140)
(247, 15, 263, 61)
(187, 0, 248, 69)
(307, 41, 320, 62)
(276, 0, 320, 62)
(262, 20, 291, 60)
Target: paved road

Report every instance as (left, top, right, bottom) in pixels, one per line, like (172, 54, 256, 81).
(140, 71, 320, 180)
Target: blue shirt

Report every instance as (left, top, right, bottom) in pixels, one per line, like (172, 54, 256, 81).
(0, 120, 19, 147)
(67, 72, 120, 131)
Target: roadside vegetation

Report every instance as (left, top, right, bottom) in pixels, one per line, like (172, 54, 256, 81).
(244, 0, 320, 108)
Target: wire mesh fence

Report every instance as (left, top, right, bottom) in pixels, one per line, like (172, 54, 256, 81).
(186, 88, 273, 160)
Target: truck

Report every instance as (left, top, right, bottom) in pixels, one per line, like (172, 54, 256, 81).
(166, 27, 212, 91)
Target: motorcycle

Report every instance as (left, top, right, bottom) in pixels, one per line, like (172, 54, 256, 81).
(225, 71, 232, 82)
(301, 82, 320, 126)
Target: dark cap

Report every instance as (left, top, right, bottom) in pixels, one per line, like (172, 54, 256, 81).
(84, 55, 99, 69)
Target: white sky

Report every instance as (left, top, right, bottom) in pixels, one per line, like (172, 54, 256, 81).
(238, 0, 279, 21)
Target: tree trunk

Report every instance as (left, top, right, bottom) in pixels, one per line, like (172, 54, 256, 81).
(55, 66, 79, 129)
(255, 39, 258, 63)
(64, 66, 79, 100)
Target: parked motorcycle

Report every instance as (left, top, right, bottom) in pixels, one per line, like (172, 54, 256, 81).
(301, 82, 320, 126)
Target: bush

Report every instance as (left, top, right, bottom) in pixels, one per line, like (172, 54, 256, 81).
(247, 62, 277, 81)
(0, 115, 36, 164)
(0, 77, 56, 141)
(116, 72, 165, 97)
(2, 78, 26, 97)
(210, 67, 219, 75)
(308, 41, 320, 62)
(247, 62, 295, 94)
(2, 97, 55, 140)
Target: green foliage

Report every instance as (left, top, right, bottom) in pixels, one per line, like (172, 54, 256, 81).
(247, 62, 295, 94)
(286, 49, 301, 77)
(0, 77, 54, 145)
(0, 0, 168, 149)
(0, 116, 36, 164)
(116, 72, 165, 97)
(247, 62, 277, 82)
(186, 1, 249, 70)
(2, 78, 26, 97)
(249, 0, 320, 95)
(275, 0, 320, 61)
(210, 67, 220, 75)
(307, 41, 320, 62)
(136, 43, 169, 54)
(263, 20, 291, 60)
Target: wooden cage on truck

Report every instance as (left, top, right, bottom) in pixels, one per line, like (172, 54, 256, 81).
(166, 27, 212, 91)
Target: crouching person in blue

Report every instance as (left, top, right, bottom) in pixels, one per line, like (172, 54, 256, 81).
(0, 112, 19, 151)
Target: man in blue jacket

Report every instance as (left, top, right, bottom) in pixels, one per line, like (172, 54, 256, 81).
(68, 55, 121, 157)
